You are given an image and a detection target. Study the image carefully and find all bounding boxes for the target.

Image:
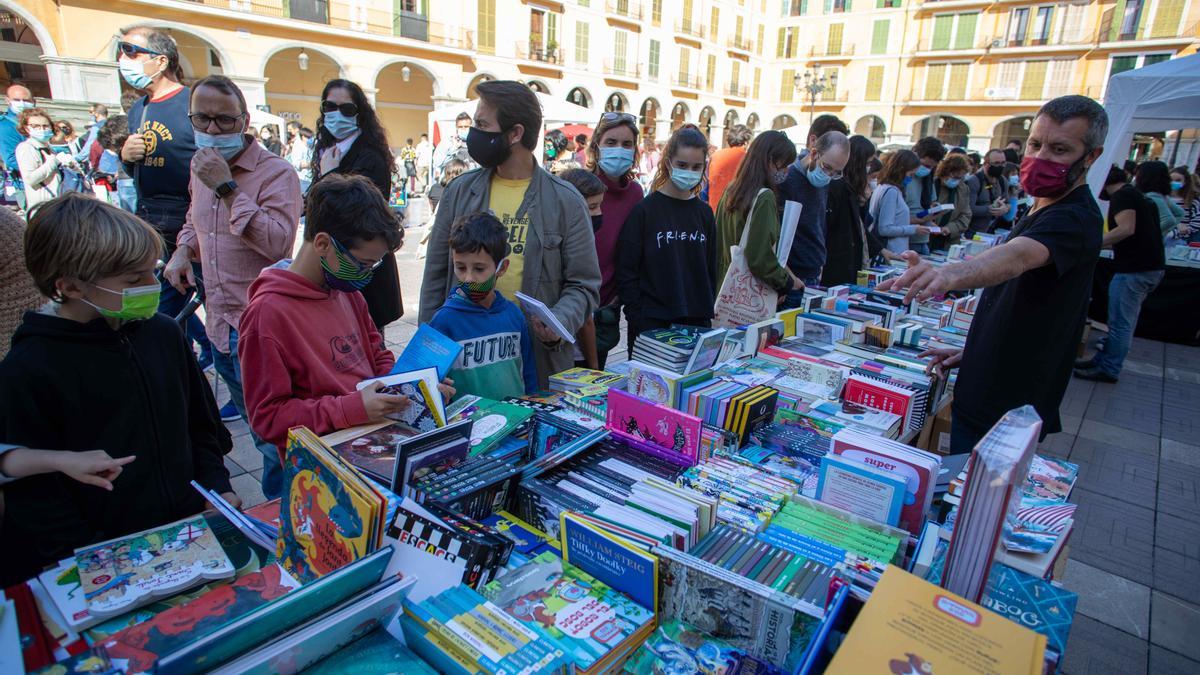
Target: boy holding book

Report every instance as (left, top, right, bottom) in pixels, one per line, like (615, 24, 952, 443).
(239, 175, 448, 457)
(429, 212, 538, 400)
(0, 194, 235, 585)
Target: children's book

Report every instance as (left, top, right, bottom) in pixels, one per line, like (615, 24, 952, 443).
(330, 423, 417, 484)
(75, 515, 235, 620)
(606, 388, 703, 467)
(831, 428, 941, 535)
(391, 323, 462, 380)
(463, 398, 535, 456)
(515, 292, 576, 343)
(816, 453, 907, 527)
(303, 627, 437, 674)
(393, 419, 473, 498)
(626, 620, 788, 674)
(357, 368, 445, 432)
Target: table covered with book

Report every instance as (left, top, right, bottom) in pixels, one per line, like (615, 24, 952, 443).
(1088, 245, 1200, 346)
(5, 244, 1083, 674)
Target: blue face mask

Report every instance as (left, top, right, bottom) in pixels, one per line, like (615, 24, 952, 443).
(915, 165, 932, 178)
(195, 129, 246, 161)
(670, 168, 703, 192)
(1171, 180, 1185, 192)
(598, 146, 635, 178)
(8, 100, 31, 116)
(773, 169, 789, 185)
(1008, 175, 1020, 187)
(323, 110, 359, 140)
(30, 129, 53, 143)
(807, 164, 831, 188)
(118, 57, 154, 90)
(944, 178, 960, 189)
(903, 176, 914, 187)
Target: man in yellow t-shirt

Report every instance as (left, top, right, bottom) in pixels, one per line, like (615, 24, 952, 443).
(488, 175, 531, 299)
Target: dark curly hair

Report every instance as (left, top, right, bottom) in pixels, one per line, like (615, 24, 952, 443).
(311, 79, 394, 175)
(303, 173, 402, 250)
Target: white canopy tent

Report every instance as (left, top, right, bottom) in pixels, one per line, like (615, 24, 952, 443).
(1087, 53, 1200, 195)
(427, 92, 594, 147)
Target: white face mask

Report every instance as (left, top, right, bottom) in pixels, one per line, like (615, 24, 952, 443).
(868, 179, 879, 191)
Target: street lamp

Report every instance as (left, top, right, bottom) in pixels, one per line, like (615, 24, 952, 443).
(794, 66, 838, 128)
(297, 49, 309, 71)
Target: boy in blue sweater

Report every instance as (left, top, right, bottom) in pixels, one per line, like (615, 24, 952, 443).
(429, 213, 538, 400)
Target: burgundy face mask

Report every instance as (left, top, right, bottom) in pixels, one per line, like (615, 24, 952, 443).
(1019, 155, 1081, 199)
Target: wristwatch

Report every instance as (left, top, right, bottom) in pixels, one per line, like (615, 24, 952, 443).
(215, 180, 238, 198)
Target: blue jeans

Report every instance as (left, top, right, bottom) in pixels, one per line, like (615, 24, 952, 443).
(1094, 270, 1164, 378)
(780, 278, 821, 310)
(116, 179, 137, 213)
(212, 328, 284, 500)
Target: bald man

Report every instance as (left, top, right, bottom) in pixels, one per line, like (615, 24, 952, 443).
(0, 84, 35, 207)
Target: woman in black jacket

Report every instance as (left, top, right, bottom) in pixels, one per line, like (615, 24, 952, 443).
(821, 135, 876, 286)
(309, 79, 404, 330)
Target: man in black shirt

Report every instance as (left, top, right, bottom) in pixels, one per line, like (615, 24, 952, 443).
(877, 95, 1108, 454)
(118, 26, 212, 368)
(1074, 166, 1165, 383)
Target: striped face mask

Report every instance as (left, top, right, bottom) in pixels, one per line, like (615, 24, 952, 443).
(320, 236, 379, 292)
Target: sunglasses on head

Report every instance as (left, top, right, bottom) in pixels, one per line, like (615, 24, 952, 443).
(117, 41, 162, 59)
(321, 100, 359, 117)
(601, 112, 636, 124)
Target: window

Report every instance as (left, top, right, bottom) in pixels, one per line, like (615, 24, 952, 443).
(877, 0, 901, 7)
(1110, 52, 1170, 79)
(821, 67, 839, 100)
(946, 63, 969, 99)
(871, 19, 889, 54)
(777, 27, 799, 58)
(924, 64, 947, 100)
(954, 13, 977, 49)
(1019, 60, 1047, 99)
(679, 47, 691, 80)
(1046, 59, 1072, 97)
(757, 24, 765, 54)
(931, 15, 953, 49)
(578, 0, 588, 5)
(732, 60, 741, 89)
(706, 54, 717, 91)
(1150, 0, 1184, 38)
(1030, 6, 1052, 44)
(1119, 0, 1144, 39)
(1057, 3, 1087, 42)
(932, 12, 978, 50)
(648, 39, 660, 79)
(827, 24, 844, 55)
(781, 68, 795, 102)
(824, 0, 847, 12)
(1009, 8, 1029, 45)
(575, 21, 589, 64)
(785, 0, 808, 16)
(477, 0, 495, 53)
(754, 67, 762, 99)
(736, 16, 744, 42)
(866, 65, 884, 101)
(615, 30, 628, 72)
(711, 7, 720, 37)
(652, 0, 663, 25)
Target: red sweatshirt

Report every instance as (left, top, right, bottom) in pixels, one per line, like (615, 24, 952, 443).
(238, 266, 395, 453)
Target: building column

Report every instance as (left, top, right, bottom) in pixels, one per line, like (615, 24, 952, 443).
(361, 86, 379, 107)
(40, 56, 121, 105)
(432, 94, 468, 110)
(228, 75, 270, 112)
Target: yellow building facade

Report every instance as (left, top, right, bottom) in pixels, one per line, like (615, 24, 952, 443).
(2, 0, 1197, 156)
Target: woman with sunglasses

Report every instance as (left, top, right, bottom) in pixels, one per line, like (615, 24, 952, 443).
(50, 120, 83, 157)
(616, 124, 718, 356)
(582, 111, 642, 368)
(308, 79, 404, 331)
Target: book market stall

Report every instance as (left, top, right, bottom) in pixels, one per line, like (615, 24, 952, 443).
(5, 236, 1085, 674)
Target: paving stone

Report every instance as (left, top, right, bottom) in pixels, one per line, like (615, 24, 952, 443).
(1157, 460, 1200, 520)
(1068, 436, 1157, 507)
(223, 417, 250, 438)
(1084, 372, 1163, 434)
(1123, 358, 1165, 379)
(1152, 547, 1200, 606)
(1076, 419, 1160, 455)
(1165, 343, 1200, 371)
(1059, 413, 1084, 436)
(1037, 431, 1075, 460)
(1149, 646, 1200, 675)
(1128, 337, 1165, 365)
(1062, 559, 1150, 639)
(1160, 439, 1200, 470)
(1068, 488, 1156, 585)
(1150, 592, 1200, 663)
(1061, 378, 1096, 418)
(1155, 512, 1200, 559)
(1060, 615, 1148, 675)
(1161, 402, 1200, 445)
(231, 473, 266, 510)
(1164, 367, 1200, 385)
(226, 433, 264, 473)
(223, 455, 247, 479)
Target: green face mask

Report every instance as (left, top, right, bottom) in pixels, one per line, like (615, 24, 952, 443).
(85, 283, 161, 320)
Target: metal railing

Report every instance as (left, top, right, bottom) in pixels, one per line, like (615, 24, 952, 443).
(671, 73, 704, 89)
(516, 42, 565, 64)
(808, 43, 856, 58)
(606, 0, 643, 21)
(675, 19, 706, 40)
(725, 84, 749, 98)
(727, 35, 754, 52)
(603, 59, 642, 79)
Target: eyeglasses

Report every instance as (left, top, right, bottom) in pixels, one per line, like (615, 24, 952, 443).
(331, 236, 384, 272)
(816, 159, 844, 180)
(321, 101, 359, 117)
(600, 112, 636, 124)
(117, 41, 162, 59)
(188, 112, 246, 133)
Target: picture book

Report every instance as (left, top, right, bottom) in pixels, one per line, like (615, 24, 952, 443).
(392, 419, 473, 496)
(387, 500, 477, 602)
(515, 292, 576, 343)
(357, 368, 445, 432)
(464, 398, 535, 456)
(842, 373, 916, 433)
(981, 563, 1077, 659)
(826, 567, 1046, 675)
(391, 323, 462, 380)
(1025, 455, 1079, 502)
(560, 512, 658, 612)
(626, 620, 787, 675)
(330, 423, 417, 484)
(303, 627, 437, 674)
(816, 454, 907, 527)
(278, 427, 386, 583)
(626, 360, 688, 406)
(549, 367, 627, 391)
(830, 428, 941, 535)
(606, 388, 703, 467)
(75, 515, 235, 620)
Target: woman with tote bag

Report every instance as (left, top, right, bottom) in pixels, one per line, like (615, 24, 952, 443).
(712, 130, 801, 328)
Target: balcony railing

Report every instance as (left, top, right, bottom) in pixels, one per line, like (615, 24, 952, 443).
(727, 35, 754, 52)
(994, 29, 1096, 49)
(516, 42, 565, 64)
(606, 0, 643, 21)
(672, 73, 704, 90)
(675, 19, 706, 40)
(184, 0, 474, 49)
(809, 44, 855, 58)
(603, 59, 642, 79)
(916, 35, 990, 52)
(908, 83, 1104, 102)
(725, 84, 749, 98)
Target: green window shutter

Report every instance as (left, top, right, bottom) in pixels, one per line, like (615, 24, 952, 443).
(1109, 0, 1127, 40)
(1021, 60, 1048, 99)
(754, 67, 762, 99)
(1151, 0, 1184, 38)
(866, 65, 884, 101)
(947, 63, 969, 99)
(777, 28, 786, 57)
(954, 13, 978, 49)
(924, 63, 946, 100)
(824, 0, 833, 13)
(649, 39, 660, 78)
(801, 0, 809, 15)
(575, 21, 588, 64)
(828, 24, 844, 54)
(932, 15, 953, 50)
(871, 19, 889, 54)
(782, 69, 795, 102)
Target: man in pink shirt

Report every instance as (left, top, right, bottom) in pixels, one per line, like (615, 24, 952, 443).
(164, 75, 301, 499)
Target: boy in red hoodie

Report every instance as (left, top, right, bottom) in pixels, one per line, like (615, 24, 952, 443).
(239, 175, 417, 456)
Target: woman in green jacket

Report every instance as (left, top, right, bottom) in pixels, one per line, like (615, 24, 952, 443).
(714, 130, 800, 295)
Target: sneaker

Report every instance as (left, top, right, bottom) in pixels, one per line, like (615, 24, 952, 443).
(219, 401, 241, 422)
(1073, 367, 1118, 383)
(197, 350, 215, 372)
(1073, 356, 1096, 369)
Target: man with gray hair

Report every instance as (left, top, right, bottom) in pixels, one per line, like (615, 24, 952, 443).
(778, 129, 851, 304)
(877, 95, 1108, 454)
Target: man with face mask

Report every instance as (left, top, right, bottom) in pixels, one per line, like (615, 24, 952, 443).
(419, 80, 600, 387)
(876, 95, 1108, 455)
(116, 25, 214, 369)
(0, 84, 35, 209)
(163, 76, 301, 499)
(966, 149, 1012, 235)
(432, 111, 476, 181)
(777, 129, 850, 304)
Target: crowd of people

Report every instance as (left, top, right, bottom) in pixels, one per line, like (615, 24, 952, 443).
(0, 25, 1198, 587)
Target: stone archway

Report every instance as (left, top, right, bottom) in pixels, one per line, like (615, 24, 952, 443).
(263, 47, 344, 131)
(911, 114, 970, 147)
(375, 61, 437, 151)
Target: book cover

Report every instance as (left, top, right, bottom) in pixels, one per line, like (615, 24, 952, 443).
(76, 516, 235, 620)
(391, 323, 462, 380)
(826, 567, 1046, 675)
(625, 360, 685, 407)
(388, 501, 475, 602)
(831, 429, 941, 535)
(626, 619, 787, 675)
(842, 373, 915, 432)
(515, 292, 576, 344)
(682, 327, 728, 375)
(357, 368, 446, 433)
(606, 389, 702, 466)
(816, 454, 907, 527)
(982, 563, 1077, 658)
(330, 423, 417, 484)
(550, 367, 626, 389)
(560, 512, 658, 612)
(304, 628, 437, 674)
(466, 399, 534, 456)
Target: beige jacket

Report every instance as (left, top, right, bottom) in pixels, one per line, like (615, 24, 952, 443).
(15, 139, 60, 209)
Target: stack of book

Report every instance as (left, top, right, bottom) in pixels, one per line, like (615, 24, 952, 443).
(688, 523, 838, 605)
(830, 427, 941, 535)
(626, 620, 787, 674)
(768, 497, 906, 568)
(412, 451, 524, 519)
(626, 361, 713, 408)
(547, 367, 626, 393)
(631, 326, 726, 375)
(677, 456, 802, 532)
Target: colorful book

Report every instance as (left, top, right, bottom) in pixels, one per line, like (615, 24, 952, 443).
(816, 453, 907, 527)
(842, 373, 916, 433)
(831, 428, 941, 536)
(391, 323, 462, 380)
(626, 620, 787, 674)
(330, 423, 417, 483)
(75, 516, 235, 620)
(357, 368, 445, 432)
(606, 388, 703, 467)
